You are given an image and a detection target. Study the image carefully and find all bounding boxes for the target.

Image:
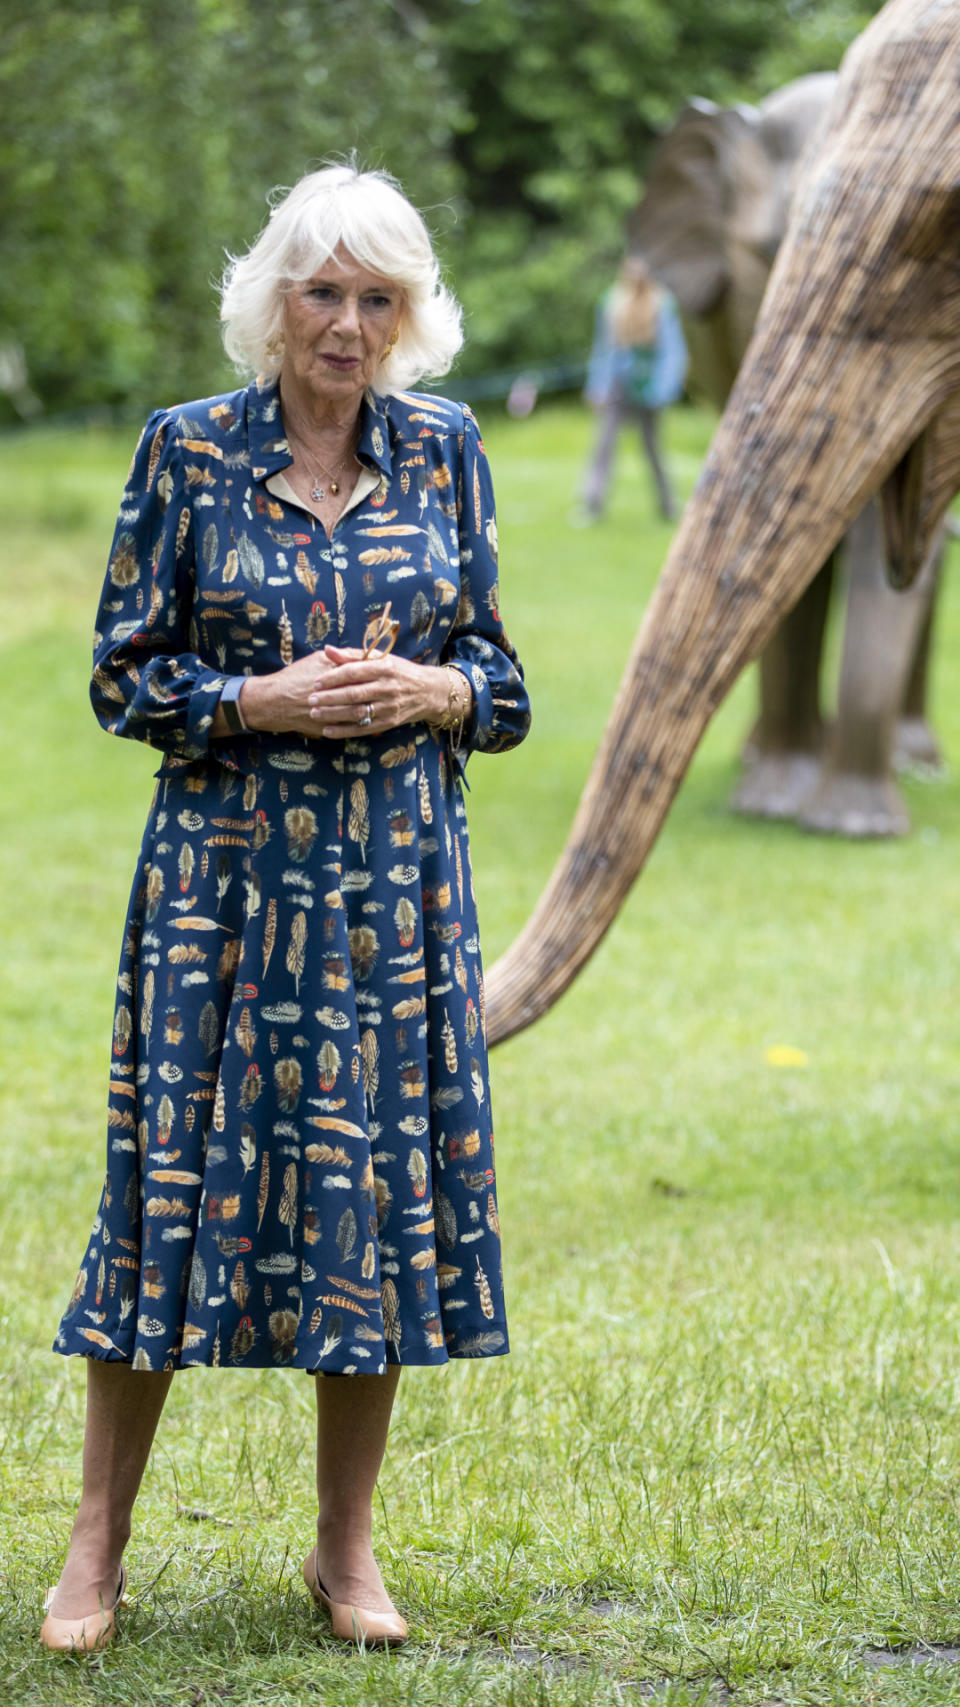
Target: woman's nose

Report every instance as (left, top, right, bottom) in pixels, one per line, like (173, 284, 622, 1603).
(334, 294, 361, 336)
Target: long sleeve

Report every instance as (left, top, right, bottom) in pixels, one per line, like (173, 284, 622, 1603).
(586, 291, 640, 409)
(90, 409, 231, 759)
(647, 293, 689, 409)
(584, 294, 617, 407)
(443, 405, 531, 766)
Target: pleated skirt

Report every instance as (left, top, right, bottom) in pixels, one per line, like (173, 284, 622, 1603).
(54, 726, 507, 1371)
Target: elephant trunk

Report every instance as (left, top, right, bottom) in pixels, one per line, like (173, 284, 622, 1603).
(490, 339, 959, 1042)
(486, 371, 902, 1044)
(486, 0, 960, 1046)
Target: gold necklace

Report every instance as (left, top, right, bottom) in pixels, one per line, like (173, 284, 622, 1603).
(293, 431, 359, 502)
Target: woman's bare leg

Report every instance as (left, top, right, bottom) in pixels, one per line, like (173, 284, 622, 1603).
(47, 1361, 173, 1617)
(313, 1366, 402, 1612)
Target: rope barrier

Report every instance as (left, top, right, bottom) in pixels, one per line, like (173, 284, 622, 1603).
(429, 357, 587, 406)
(0, 357, 590, 435)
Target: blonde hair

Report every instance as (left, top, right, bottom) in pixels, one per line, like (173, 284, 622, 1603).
(219, 163, 463, 391)
(609, 255, 660, 349)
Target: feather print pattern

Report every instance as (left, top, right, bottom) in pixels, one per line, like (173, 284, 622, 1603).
(145, 422, 166, 492)
(256, 1152, 270, 1231)
(294, 551, 317, 594)
(359, 1028, 379, 1111)
(474, 1257, 494, 1320)
(285, 910, 307, 994)
(347, 780, 370, 864)
(417, 764, 433, 825)
(277, 1162, 298, 1244)
(55, 381, 530, 1374)
(240, 1125, 256, 1177)
(235, 1005, 256, 1058)
(278, 600, 294, 666)
(336, 1207, 357, 1263)
(441, 1011, 458, 1074)
(262, 896, 277, 977)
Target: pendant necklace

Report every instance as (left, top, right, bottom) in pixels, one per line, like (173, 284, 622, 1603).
(310, 456, 349, 502)
(301, 434, 359, 502)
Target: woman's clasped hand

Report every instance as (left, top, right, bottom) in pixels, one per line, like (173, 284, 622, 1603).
(237, 647, 455, 740)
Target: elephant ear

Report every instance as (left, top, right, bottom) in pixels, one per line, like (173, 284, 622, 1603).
(882, 391, 960, 587)
(755, 73, 838, 173)
(739, 73, 839, 270)
(628, 99, 757, 316)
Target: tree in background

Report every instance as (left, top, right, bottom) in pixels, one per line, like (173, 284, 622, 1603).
(0, 0, 883, 417)
(0, 0, 460, 416)
(433, 0, 886, 375)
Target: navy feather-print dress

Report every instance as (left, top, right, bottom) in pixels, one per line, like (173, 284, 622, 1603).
(54, 378, 530, 1373)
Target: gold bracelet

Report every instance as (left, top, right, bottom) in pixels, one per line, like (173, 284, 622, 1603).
(435, 665, 472, 742)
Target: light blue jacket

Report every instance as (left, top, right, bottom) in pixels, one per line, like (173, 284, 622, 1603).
(585, 287, 688, 410)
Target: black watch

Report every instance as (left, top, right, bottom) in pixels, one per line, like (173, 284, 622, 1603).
(219, 676, 249, 736)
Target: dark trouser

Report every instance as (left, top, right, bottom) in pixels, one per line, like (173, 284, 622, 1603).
(582, 399, 676, 521)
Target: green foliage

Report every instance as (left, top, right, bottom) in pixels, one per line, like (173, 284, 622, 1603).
(0, 0, 888, 415)
(437, 0, 887, 375)
(757, 1, 890, 85)
(0, 0, 461, 418)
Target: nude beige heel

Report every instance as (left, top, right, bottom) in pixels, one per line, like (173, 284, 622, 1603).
(39, 1563, 127, 1654)
(302, 1547, 408, 1647)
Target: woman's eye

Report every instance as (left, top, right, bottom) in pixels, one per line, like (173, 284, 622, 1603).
(309, 286, 338, 302)
(364, 295, 392, 310)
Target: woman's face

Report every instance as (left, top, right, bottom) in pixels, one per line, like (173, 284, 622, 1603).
(280, 245, 403, 415)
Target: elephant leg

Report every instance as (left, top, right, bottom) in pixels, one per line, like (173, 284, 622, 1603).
(798, 501, 938, 837)
(894, 536, 944, 772)
(730, 558, 833, 820)
(637, 406, 678, 521)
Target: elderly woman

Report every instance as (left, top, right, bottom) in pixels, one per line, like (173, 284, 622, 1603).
(41, 163, 530, 1653)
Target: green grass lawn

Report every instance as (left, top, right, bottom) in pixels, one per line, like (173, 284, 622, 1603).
(2, 402, 960, 1706)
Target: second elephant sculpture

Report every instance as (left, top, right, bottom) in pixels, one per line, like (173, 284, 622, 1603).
(487, 0, 960, 1046)
(629, 73, 944, 836)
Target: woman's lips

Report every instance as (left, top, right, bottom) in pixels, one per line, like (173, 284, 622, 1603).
(322, 353, 360, 369)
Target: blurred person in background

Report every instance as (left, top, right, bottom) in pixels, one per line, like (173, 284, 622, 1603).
(577, 253, 687, 524)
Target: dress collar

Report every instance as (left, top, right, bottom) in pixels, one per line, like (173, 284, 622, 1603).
(247, 376, 394, 482)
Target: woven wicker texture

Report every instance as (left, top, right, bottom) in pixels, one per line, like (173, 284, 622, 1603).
(487, 0, 960, 1046)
